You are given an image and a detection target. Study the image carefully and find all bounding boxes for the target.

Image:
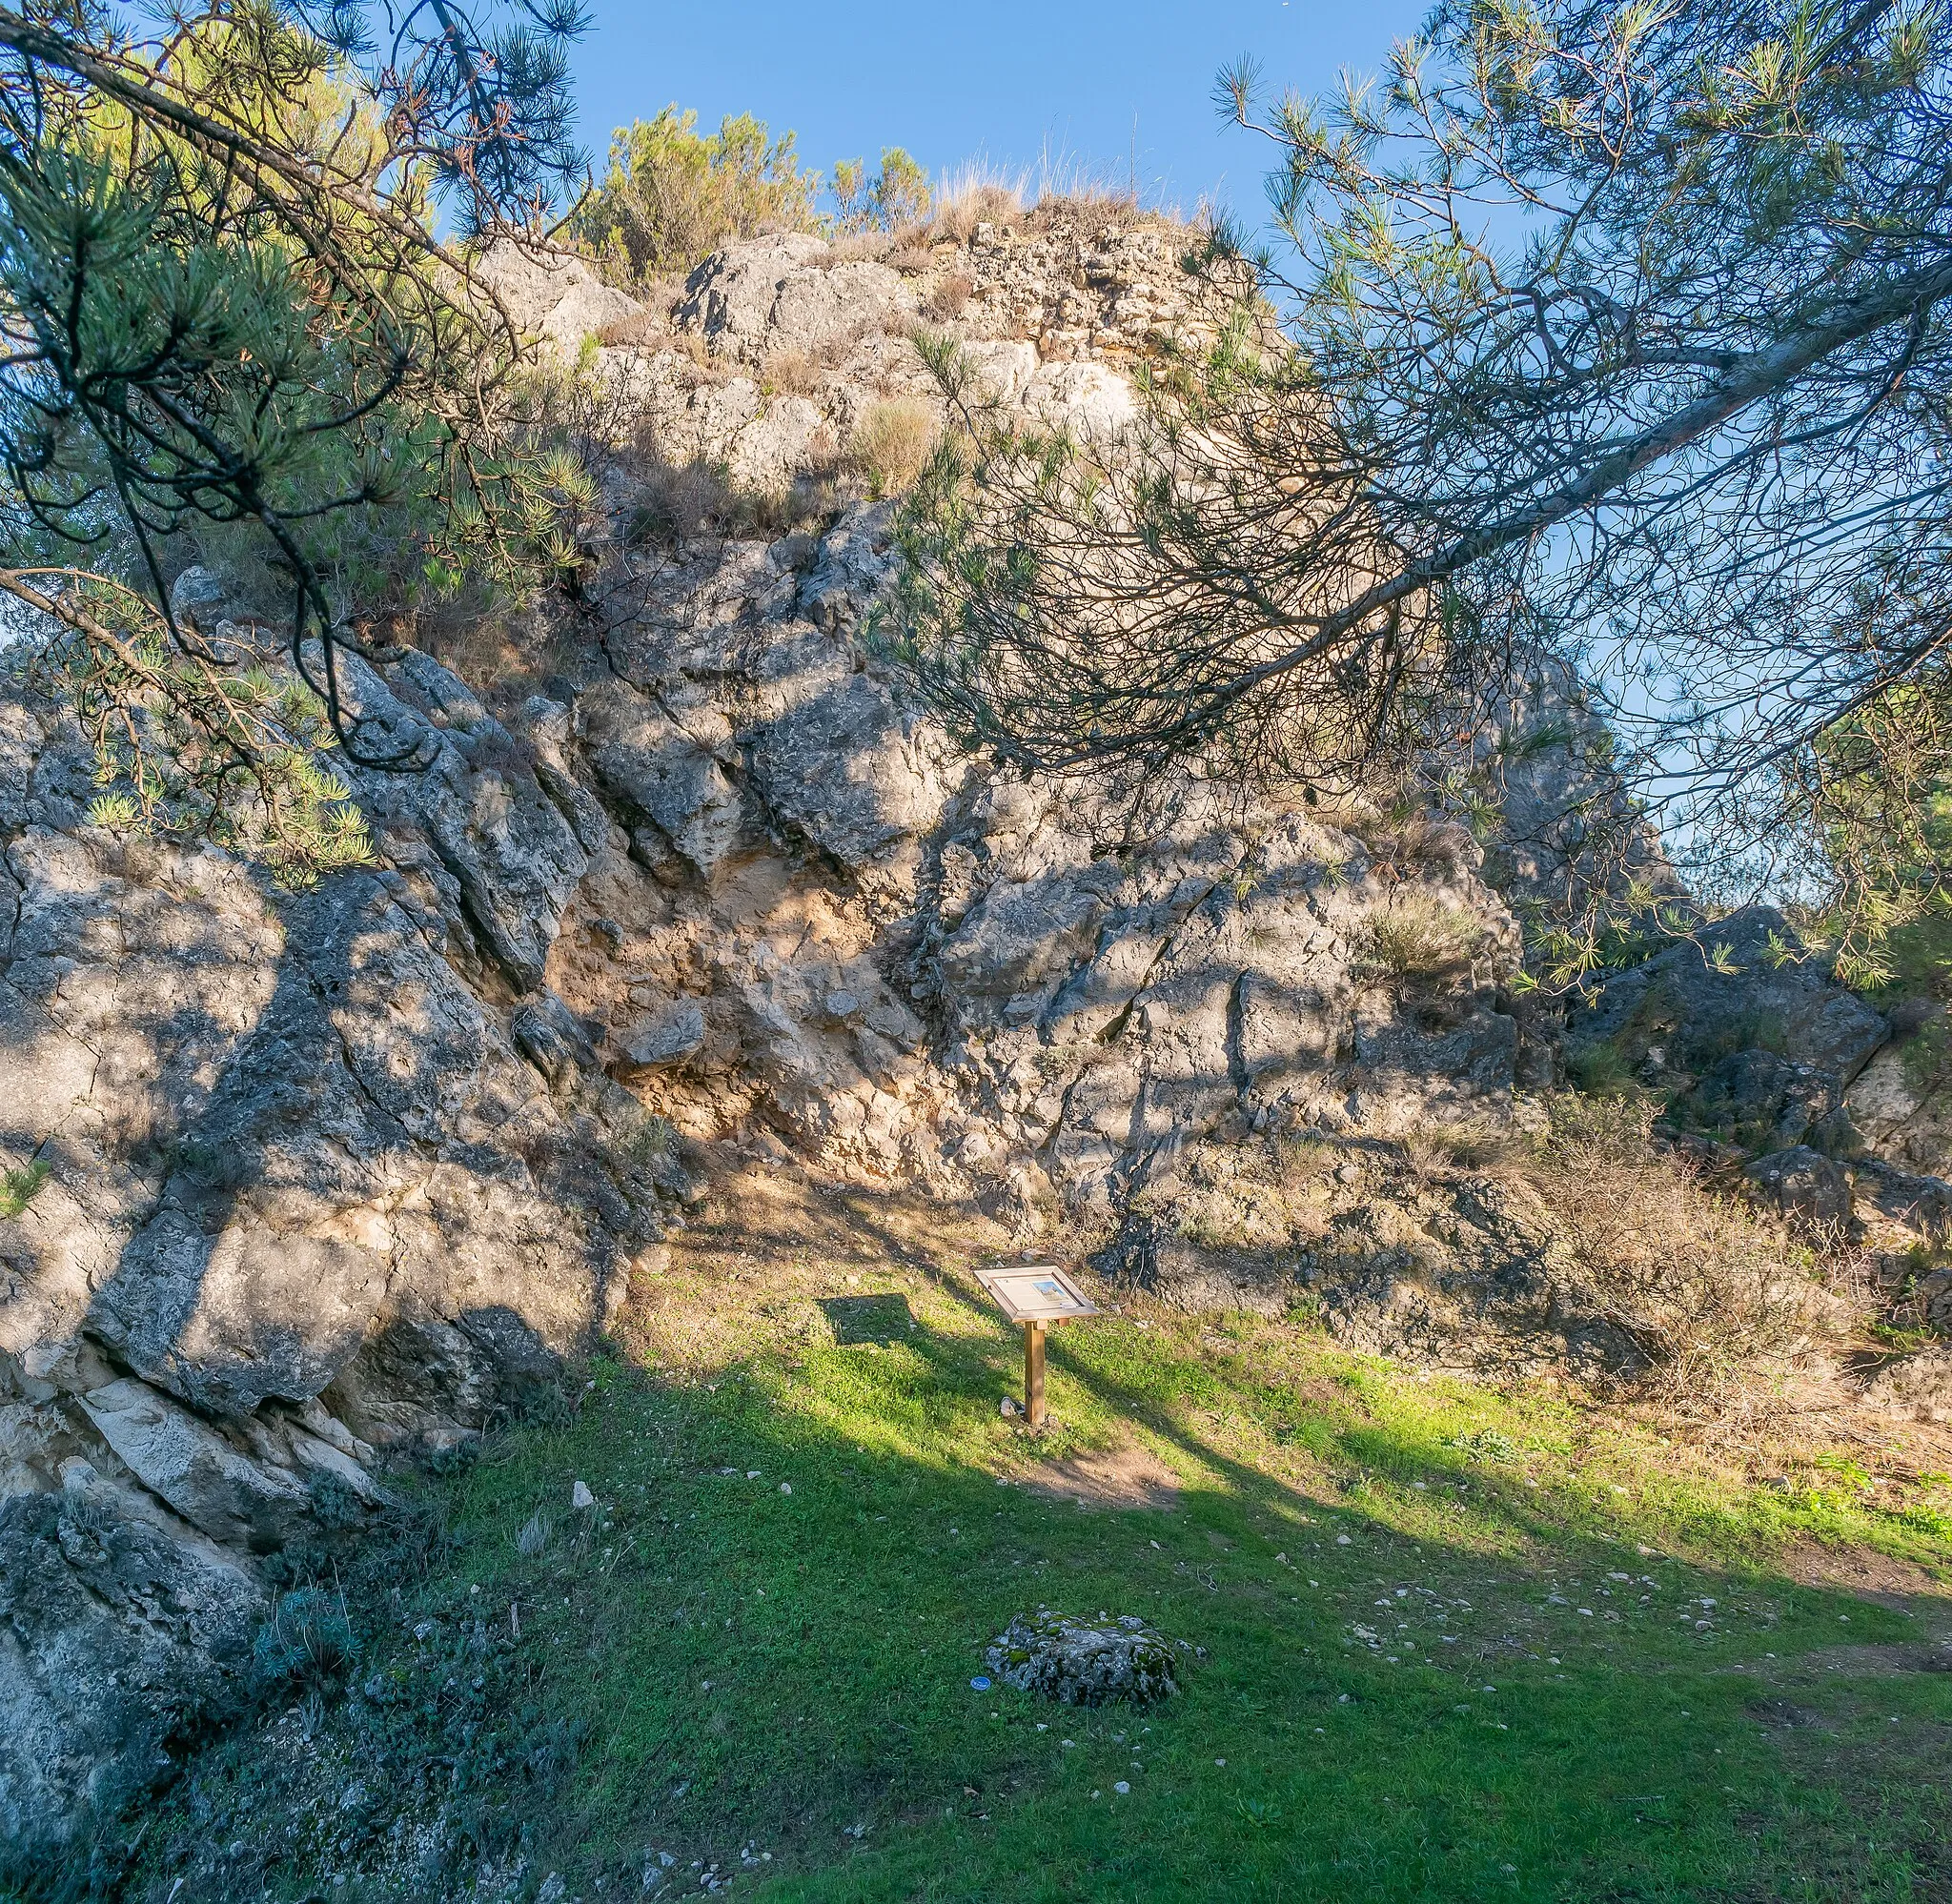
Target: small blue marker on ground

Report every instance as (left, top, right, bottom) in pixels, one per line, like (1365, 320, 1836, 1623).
(969, 1675, 992, 1691)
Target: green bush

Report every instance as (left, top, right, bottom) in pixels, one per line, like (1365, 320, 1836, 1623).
(832, 147, 931, 233)
(252, 1588, 357, 1691)
(1564, 1037, 1637, 1095)
(577, 107, 819, 281)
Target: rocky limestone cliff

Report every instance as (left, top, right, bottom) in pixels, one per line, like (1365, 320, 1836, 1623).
(0, 214, 1543, 1853)
(6, 211, 1951, 1857)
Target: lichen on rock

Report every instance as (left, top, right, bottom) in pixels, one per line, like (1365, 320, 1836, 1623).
(986, 1609, 1195, 1706)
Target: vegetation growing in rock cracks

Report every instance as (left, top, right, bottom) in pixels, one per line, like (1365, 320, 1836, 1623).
(0, 0, 597, 881)
(886, 0, 1952, 977)
(0, 1157, 49, 1220)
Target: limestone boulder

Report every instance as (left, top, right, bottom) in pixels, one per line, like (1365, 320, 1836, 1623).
(1863, 1346, 1952, 1421)
(513, 991, 600, 1088)
(78, 1380, 310, 1551)
(1743, 1145, 1856, 1228)
(673, 235, 915, 363)
(746, 672, 954, 872)
(476, 239, 647, 356)
(580, 681, 744, 880)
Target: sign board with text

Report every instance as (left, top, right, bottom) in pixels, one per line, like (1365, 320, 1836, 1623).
(976, 1263, 1102, 1325)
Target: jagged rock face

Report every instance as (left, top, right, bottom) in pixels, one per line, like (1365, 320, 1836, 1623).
(915, 794, 1523, 1218)
(1844, 1025, 1952, 1181)
(512, 213, 1230, 496)
(1560, 905, 1952, 1246)
(488, 488, 1532, 1210)
(1474, 660, 1685, 919)
(0, 672, 668, 1855)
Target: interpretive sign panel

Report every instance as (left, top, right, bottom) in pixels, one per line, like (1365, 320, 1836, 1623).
(976, 1263, 1102, 1324)
(976, 1262, 1102, 1429)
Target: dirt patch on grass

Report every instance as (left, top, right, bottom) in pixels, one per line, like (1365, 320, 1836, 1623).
(1742, 1638, 1952, 1681)
(1023, 1442, 1183, 1511)
(1781, 1539, 1952, 1609)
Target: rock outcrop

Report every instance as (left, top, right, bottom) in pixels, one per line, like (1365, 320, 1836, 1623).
(0, 658, 672, 1852)
(0, 212, 1540, 1854)
(7, 206, 1947, 1861)
(499, 210, 1233, 497)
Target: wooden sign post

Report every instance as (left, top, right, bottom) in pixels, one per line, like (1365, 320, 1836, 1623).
(976, 1262, 1102, 1429)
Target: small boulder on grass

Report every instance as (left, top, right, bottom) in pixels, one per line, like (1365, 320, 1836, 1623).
(986, 1609, 1197, 1706)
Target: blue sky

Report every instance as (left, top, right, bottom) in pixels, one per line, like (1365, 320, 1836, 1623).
(568, 1, 1431, 224)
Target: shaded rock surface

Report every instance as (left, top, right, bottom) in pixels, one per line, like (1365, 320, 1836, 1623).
(1564, 906, 1952, 1246)
(0, 1476, 259, 1851)
(1090, 1129, 1641, 1381)
(0, 661, 666, 1854)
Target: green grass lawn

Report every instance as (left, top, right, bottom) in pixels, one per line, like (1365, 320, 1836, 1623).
(125, 1169, 1952, 1903)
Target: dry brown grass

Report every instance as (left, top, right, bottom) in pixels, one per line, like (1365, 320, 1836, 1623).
(922, 172, 1025, 243)
(923, 272, 975, 321)
(849, 395, 937, 496)
(760, 346, 821, 396)
(1402, 1117, 1528, 1176)
(663, 330, 715, 373)
(1533, 1094, 1865, 1413)
(824, 231, 894, 265)
(1361, 894, 1487, 984)
(618, 441, 839, 548)
(1019, 187, 1145, 231)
